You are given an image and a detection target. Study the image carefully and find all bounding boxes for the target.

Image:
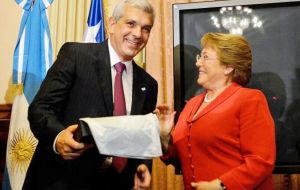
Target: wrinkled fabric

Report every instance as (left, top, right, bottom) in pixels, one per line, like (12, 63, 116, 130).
(81, 113, 162, 159)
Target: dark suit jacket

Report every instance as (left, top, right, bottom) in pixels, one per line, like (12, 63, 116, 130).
(23, 41, 158, 190)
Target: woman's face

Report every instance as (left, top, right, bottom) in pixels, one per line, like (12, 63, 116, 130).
(196, 47, 230, 89)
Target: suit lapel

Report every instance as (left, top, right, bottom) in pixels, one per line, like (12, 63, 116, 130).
(130, 62, 147, 115)
(94, 41, 114, 115)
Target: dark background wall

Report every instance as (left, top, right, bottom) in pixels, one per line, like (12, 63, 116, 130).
(175, 1, 300, 168)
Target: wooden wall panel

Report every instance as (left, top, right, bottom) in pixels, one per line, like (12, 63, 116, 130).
(0, 104, 12, 187)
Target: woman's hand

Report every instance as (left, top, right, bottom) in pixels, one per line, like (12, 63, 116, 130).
(191, 179, 223, 190)
(155, 104, 176, 137)
(154, 105, 176, 151)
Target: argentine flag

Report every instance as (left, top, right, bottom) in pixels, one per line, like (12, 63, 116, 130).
(83, 0, 105, 43)
(2, 0, 53, 190)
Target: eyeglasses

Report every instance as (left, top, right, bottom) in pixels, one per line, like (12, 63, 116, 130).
(196, 54, 218, 62)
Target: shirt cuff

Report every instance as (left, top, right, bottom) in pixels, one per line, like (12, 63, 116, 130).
(53, 130, 64, 154)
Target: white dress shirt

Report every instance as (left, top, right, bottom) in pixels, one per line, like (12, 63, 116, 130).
(108, 40, 133, 115)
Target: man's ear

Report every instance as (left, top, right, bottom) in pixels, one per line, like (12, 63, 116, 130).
(108, 17, 116, 34)
(224, 66, 234, 75)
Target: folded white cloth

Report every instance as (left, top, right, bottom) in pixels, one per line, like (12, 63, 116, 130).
(80, 113, 162, 159)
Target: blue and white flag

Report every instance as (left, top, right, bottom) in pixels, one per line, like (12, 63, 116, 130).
(83, 0, 105, 43)
(2, 0, 53, 190)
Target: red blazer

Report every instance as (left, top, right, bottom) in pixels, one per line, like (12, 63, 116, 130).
(172, 83, 276, 190)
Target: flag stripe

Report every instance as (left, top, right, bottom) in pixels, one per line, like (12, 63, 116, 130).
(18, 0, 28, 8)
(42, 0, 50, 8)
(17, 28, 26, 84)
(44, 30, 51, 72)
(87, 0, 102, 26)
(83, 0, 105, 43)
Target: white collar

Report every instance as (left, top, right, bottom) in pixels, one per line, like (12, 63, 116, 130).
(108, 39, 132, 69)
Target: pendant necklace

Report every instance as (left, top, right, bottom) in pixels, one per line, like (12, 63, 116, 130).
(204, 93, 216, 103)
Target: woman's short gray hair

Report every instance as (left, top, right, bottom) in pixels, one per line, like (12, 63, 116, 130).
(112, 0, 155, 21)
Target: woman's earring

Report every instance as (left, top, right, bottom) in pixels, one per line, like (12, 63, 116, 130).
(224, 67, 234, 75)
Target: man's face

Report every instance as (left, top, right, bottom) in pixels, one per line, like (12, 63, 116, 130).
(109, 4, 153, 61)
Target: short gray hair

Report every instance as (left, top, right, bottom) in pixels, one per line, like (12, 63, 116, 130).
(112, 0, 155, 22)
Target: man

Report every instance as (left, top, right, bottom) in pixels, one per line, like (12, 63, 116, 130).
(23, 0, 157, 189)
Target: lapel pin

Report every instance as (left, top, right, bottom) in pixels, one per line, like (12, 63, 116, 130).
(141, 87, 146, 91)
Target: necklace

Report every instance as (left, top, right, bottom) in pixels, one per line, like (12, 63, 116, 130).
(204, 93, 216, 103)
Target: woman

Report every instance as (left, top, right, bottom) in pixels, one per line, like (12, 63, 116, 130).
(158, 33, 276, 190)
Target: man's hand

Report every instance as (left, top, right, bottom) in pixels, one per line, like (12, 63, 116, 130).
(191, 179, 223, 190)
(56, 124, 93, 160)
(132, 164, 151, 190)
